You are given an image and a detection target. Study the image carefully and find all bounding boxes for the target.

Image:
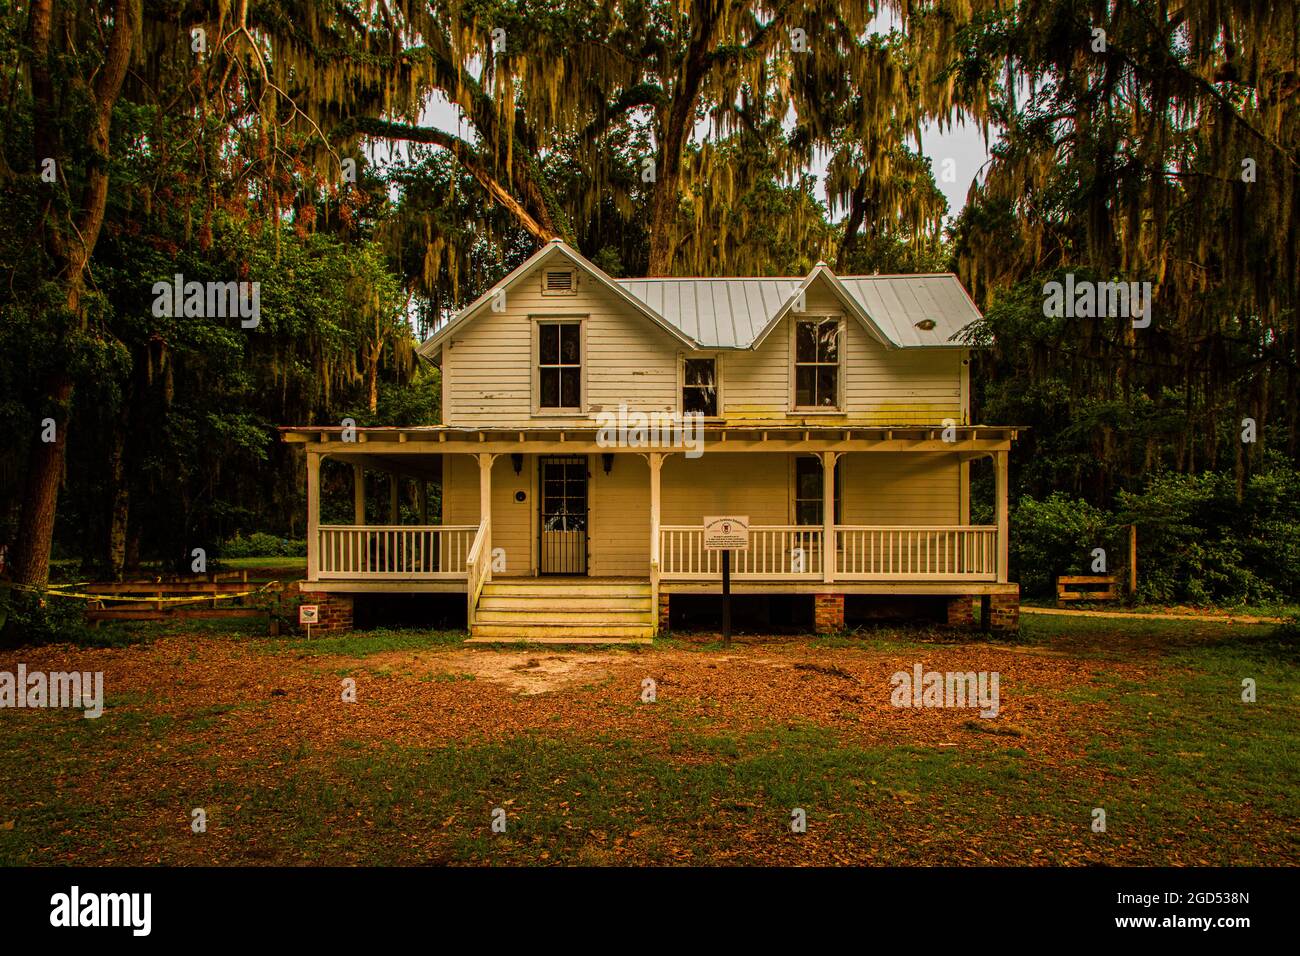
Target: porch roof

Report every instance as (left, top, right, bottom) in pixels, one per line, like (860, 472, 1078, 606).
(279, 423, 1021, 454)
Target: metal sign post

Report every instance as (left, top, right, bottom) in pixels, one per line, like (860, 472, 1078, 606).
(721, 550, 731, 646)
(703, 516, 749, 649)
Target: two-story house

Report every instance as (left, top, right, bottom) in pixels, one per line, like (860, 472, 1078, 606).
(280, 239, 1021, 640)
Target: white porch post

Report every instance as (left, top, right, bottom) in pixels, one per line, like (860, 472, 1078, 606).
(995, 450, 1009, 583)
(648, 453, 664, 569)
(821, 451, 838, 583)
(477, 452, 494, 558)
(353, 463, 365, 525)
(306, 451, 321, 581)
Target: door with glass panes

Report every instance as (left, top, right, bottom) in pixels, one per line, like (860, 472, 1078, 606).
(538, 455, 588, 574)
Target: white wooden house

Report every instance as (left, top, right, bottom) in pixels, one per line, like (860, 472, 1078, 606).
(281, 239, 1021, 641)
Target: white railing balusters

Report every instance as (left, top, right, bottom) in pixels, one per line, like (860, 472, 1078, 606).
(658, 524, 999, 581)
(317, 525, 477, 580)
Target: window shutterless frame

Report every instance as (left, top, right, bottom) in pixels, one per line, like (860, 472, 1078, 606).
(790, 315, 845, 412)
(678, 352, 723, 418)
(791, 454, 842, 525)
(531, 316, 587, 415)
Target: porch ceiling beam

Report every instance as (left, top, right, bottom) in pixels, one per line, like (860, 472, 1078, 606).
(298, 438, 1013, 454)
(283, 426, 1021, 444)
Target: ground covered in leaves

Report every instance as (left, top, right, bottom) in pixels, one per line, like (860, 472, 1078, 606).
(0, 615, 1295, 866)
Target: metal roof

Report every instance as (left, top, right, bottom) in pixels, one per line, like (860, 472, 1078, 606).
(614, 278, 798, 348)
(417, 241, 982, 359)
(615, 272, 980, 349)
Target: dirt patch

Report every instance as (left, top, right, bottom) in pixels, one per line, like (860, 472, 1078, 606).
(362, 649, 633, 695)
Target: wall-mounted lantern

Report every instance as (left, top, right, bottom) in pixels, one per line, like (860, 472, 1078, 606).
(511, 453, 524, 475)
(602, 453, 614, 475)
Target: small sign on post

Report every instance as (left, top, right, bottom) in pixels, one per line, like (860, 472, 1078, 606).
(703, 516, 750, 551)
(703, 517, 749, 646)
(299, 604, 319, 640)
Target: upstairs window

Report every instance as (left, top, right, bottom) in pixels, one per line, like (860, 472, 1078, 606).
(538, 321, 582, 410)
(682, 357, 719, 417)
(794, 317, 841, 409)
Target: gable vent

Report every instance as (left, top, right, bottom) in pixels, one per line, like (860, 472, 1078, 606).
(542, 269, 575, 294)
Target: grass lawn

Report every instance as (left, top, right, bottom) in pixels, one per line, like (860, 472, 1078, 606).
(0, 615, 1295, 865)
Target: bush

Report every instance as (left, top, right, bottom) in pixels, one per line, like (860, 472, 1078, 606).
(1009, 493, 1115, 598)
(1116, 462, 1300, 606)
(0, 589, 95, 646)
(220, 532, 307, 558)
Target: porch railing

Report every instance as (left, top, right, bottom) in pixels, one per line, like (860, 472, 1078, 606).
(659, 524, 998, 581)
(316, 524, 477, 580)
(660, 525, 824, 580)
(835, 525, 997, 580)
(465, 516, 491, 628)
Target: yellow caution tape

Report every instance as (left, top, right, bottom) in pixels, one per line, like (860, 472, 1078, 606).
(8, 583, 277, 604)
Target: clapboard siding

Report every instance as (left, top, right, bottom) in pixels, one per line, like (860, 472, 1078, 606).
(444, 264, 679, 426)
(841, 453, 960, 525)
(442, 266, 966, 426)
(588, 454, 650, 575)
(661, 454, 792, 525)
(441, 453, 534, 575)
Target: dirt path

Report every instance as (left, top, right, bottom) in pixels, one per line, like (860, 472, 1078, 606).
(1022, 606, 1285, 624)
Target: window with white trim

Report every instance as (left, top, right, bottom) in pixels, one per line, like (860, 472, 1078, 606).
(682, 357, 719, 417)
(537, 321, 582, 409)
(794, 317, 841, 409)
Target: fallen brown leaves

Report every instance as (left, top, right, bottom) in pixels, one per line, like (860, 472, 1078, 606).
(0, 633, 1273, 866)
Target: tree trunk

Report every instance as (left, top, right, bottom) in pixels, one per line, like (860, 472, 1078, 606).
(646, 26, 713, 276)
(366, 340, 381, 414)
(105, 401, 131, 580)
(835, 178, 868, 272)
(13, 375, 72, 586)
(13, 0, 136, 586)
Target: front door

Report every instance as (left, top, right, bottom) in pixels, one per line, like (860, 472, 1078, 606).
(538, 455, 588, 574)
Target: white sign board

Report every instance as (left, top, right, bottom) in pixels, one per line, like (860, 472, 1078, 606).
(703, 516, 750, 551)
(298, 605, 319, 625)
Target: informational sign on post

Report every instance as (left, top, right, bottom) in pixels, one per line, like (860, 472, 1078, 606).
(299, 604, 318, 639)
(702, 517, 748, 647)
(703, 516, 749, 551)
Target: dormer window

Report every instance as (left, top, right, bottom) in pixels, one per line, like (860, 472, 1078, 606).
(793, 317, 843, 410)
(542, 268, 576, 295)
(682, 356, 720, 417)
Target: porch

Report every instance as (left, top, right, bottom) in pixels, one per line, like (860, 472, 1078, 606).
(282, 423, 1020, 637)
(310, 522, 1001, 584)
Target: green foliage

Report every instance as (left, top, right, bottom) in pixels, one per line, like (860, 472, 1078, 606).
(0, 590, 94, 647)
(1116, 461, 1300, 606)
(220, 534, 307, 559)
(1009, 493, 1113, 597)
(1009, 460, 1300, 604)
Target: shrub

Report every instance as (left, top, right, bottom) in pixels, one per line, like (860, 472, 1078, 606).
(220, 532, 307, 558)
(0, 589, 94, 646)
(1009, 493, 1114, 598)
(1116, 462, 1300, 606)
